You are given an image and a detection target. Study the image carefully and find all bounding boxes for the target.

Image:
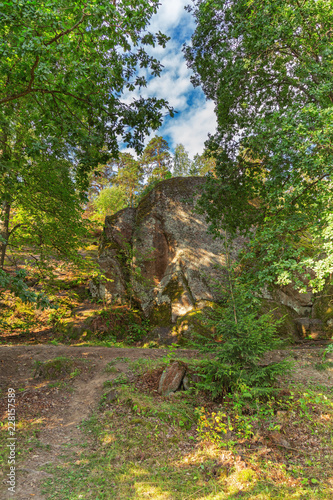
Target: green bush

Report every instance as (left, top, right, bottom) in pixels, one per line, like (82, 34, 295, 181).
(196, 282, 290, 398)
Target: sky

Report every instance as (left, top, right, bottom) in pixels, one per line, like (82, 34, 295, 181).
(123, 0, 217, 159)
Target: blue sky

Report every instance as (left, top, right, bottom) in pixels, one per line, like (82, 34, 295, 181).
(123, 0, 217, 158)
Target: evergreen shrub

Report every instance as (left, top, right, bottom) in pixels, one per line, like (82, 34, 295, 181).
(195, 281, 291, 399)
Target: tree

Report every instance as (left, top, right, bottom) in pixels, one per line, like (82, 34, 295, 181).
(0, 145, 86, 269)
(0, 114, 83, 267)
(113, 153, 142, 207)
(86, 163, 117, 203)
(86, 152, 141, 223)
(0, 1, 173, 296)
(198, 280, 287, 397)
(172, 145, 216, 177)
(173, 143, 192, 176)
(190, 153, 215, 176)
(93, 186, 128, 218)
(185, 0, 333, 292)
(0, 1, 172, 159)
(140, 136, 172, 182)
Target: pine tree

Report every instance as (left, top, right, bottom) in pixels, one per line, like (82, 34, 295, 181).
(140, 136, 172, 183)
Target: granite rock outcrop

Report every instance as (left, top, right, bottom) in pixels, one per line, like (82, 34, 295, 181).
(92, 177, 324, 341)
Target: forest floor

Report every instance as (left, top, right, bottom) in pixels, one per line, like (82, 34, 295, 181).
(0, 343, 332, 500)
(1, 244, 333, 499)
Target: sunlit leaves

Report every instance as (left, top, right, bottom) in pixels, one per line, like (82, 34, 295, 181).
(0, 0, 173, 162)
(186, 0, 333, 291)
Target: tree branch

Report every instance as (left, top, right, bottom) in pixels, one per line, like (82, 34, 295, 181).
(44, 12, 90, 46)
(0, 11, 91, 105)
(8, 223, 27, 237)
(0, 56, 40, 104)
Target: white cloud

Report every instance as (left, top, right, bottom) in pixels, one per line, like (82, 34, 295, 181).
(149, 0, 194, 35)
(121, 0, 217, 158)
(120, 100, 217, 159)
(141, 50, 193, 109)
(163, 100, 217, 157)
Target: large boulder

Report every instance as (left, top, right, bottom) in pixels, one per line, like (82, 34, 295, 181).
(95, 177, 318, 340)
(130, 177, 247, 322)
(96, 178, 244, 326)
(91, 207, 136, 303)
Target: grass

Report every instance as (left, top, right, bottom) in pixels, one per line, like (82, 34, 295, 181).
(34, 356, 76, 379)
(0, 418, 45, 470)
(314, 361, 333, 372)
(1, 349, 332, 499)
(39, 367, 333, 500)
(33, 356, 93, 380)
(128, 357, 165, 375)
(41, 388, 204, 499)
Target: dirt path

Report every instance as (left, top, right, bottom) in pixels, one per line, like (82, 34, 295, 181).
(0, 344, 332, 499)
(0, 346, 178, 500)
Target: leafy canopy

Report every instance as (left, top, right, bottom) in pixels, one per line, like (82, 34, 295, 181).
(0, 0, 173, 302)
(186, 0, 333, 291)
(0, 0, 173, 167)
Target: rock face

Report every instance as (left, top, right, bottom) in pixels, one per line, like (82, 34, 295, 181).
(294, 318, 324, 338)
(96, 177, 246, 328)
(95, 176, 322, 340)
(91, 207, 136, 303)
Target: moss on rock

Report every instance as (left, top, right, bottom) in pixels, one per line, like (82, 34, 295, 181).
(313, 283, 333, 334)
(163, 275, 187, 302)
(135, 191, 155, 226)
(260, 299, 299, 341)
(174, 306, 215, 346)
(149, 303, 172, 327)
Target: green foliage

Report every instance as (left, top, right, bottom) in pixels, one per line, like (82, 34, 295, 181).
(162, 343, 181, 366)
(126, 317, 150, 344)
(0, 268, 49, 308)
(140, 135, 172, 182)
(0, 0, 173, 299)
(197, 388, 333, 448)
(172, 144, 216, 177)
(0, 121, 89, 272)
(88, 152, 142, 221)
(4, 155, 87, 264)
(196, 280, 289, 398)
(322, 343, 333, 361)
(93, 185, 128, 218)
(0, 0, 172, 156)
(114, 153, 143, 207)
(173, 143, 192, 177)
(85, 306, 150, 345)
(186, 0, 333, 292)
(189, 153, 215, 176)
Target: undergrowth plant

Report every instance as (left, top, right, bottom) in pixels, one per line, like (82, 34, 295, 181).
(323, 343, 333, 361)
(196, 233, 291, 399)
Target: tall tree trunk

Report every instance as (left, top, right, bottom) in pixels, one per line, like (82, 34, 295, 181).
(0, 200, 10, 269)
(0, 130, 11, 269)
(223, 231, 238, 325)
